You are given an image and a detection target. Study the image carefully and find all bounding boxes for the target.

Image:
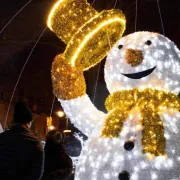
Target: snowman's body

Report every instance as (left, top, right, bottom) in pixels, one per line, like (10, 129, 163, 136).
(60, 32, 180, 180)
(73, 111, 180, 180)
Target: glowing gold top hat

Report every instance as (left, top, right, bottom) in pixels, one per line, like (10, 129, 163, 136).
(47, 0, 126, 70)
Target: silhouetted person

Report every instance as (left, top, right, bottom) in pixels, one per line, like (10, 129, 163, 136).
(42, 130, 72, 180)
(0, 101, 44, 180)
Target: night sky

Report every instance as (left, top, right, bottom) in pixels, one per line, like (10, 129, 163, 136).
(0, 0, 180, 115)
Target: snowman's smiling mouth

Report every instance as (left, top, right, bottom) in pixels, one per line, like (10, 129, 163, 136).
(122, 66, 156, 79)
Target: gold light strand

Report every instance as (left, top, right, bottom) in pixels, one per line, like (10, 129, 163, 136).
(47, 0, 126, 70)
(51, 54, 86, 100)
(101, 88, 180, 156)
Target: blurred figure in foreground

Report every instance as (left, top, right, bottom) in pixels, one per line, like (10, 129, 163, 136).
(0, 101, 44, 180)
(42, 130, 72, 180)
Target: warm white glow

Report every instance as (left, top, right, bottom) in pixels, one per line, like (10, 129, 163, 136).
(57, 110, 65, 117)
(49, 125, 55, 130)
(64, 130, 72, 133)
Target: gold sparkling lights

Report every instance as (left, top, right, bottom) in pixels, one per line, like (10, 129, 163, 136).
(47, 0, 97, 44)
(64, 10, 126, 70)
(102, 88, 180, 156)
(51, 54, 86, 100)
(47, 0, 126, 70)
(125, 49, 144, 67)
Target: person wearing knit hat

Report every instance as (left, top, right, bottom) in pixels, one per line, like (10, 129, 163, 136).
(42, 130, 72, 180)
(13, 101, 33, 125)
(0, 101, 44, 180)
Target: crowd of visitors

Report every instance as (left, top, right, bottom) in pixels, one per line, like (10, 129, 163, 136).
(0, 101, 73, 180)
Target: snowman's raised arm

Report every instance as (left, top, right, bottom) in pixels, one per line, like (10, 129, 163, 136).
(59, 95, 106, 136)
(52, 54, 106, 137)
(47, 0, 126, 137)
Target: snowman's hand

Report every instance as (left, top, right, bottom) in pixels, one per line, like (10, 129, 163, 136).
(51, 54, 86, 100)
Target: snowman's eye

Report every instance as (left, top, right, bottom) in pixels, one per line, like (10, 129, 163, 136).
(118, 45, 123, 49)
(145, 40, 152, 45)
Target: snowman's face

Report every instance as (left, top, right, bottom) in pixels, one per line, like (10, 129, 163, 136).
(105, 32, 180, 94)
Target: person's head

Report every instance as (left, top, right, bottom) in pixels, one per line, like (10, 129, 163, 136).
(13, 101, 33, 128)
(46, 130, 64, 144)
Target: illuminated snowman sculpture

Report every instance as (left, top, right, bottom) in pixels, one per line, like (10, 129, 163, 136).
(55, 32, 180, 180)
(48, 1, 180, 180)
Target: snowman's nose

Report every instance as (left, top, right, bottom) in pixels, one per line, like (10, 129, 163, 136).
(125, 49, 143, 67)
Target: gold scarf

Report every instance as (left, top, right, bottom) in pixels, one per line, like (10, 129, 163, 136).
(101, 88, 180, 156)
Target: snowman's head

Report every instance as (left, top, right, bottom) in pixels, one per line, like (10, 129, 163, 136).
(105, 31, 180, 94)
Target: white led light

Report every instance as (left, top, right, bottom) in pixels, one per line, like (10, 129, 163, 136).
(131, 173, 138, 180)
(151, 172, 158, 180)
(104, 173, 110, 179)
(140, 161, 148, 169)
